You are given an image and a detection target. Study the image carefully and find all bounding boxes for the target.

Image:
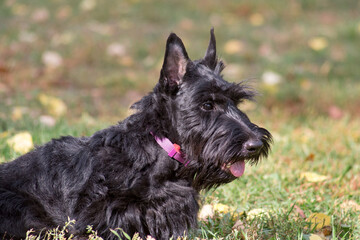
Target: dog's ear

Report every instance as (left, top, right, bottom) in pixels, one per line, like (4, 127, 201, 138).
(160, 33, 189, 89)
(203, 28, 217, 69)
(203, 28, 224, 74)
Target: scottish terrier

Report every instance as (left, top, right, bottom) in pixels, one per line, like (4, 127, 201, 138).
(0, 29, 271, 240)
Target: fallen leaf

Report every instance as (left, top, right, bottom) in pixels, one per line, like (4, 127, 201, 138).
(80, 0, 97, 11)
(38, 94, 67, 117)
(321, 226, 332, 236)
(12, 3, 28, 16)
(0, 62, 10, 74)
(39, 115, 56, 127)
(11, 106, 27, 121)
(294, 204, 306, 219)
(300, 79, 312, 91)
(213, 203, 233, 214)
(118, 56, 134, 67)
(249, 13, 264, 26)
(247, 208, 272, 221)
(7, 132, 34, 154)
(262, 71, 282, 86)
(107, 43, 126, 57)
(309, 234, 324, 240)
(42, 51, 63, 69)
(31, 8, 49, 22)
(300, 172, 329, 183)
(308, 37, 328, 51)
(340, 200, 360, 212)
(327, 105, 343, 120)
(56, 5, 72, 20)
(198, 204, 214, 220)
(18, 31, 37, 43)
(224, 40, 244, 55)
(308, 213, 331, 230)
(0, 131, 9, 139)
(305, 153, 315, 162)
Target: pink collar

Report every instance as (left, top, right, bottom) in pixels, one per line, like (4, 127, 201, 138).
(151, 132, 190, 166)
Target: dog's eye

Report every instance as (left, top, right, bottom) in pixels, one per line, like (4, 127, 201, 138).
(202, 102, 214, 111)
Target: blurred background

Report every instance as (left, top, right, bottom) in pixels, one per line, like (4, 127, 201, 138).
(1, 1, 360, 237)
(1, 0, 359, 123)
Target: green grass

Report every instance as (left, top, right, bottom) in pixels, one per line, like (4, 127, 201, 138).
(1, 0, 360, 239)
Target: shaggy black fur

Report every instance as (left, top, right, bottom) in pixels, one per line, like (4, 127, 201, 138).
(0, 29, 271, 240)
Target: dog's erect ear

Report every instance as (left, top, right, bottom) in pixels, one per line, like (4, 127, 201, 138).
(203, 28, 217, 69)
(203, 28, 224, 74)
(160, 33, 189, 88)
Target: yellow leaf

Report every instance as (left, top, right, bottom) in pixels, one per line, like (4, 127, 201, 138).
(38, 94, 67, 117)
(11, 106, 27, 121)
(213, 203, 233, 214)
(249, 13, 264, 26)
(224, 40, 244, 55)
(0, 131, 9, 139)
(308, 37, 328, 51)
(7, 132, 34, 154)
(308, 213, 331, 230)
(247, 208, 272, 221)
(309, 234, 324, 240)
(300, 172, 329, 183)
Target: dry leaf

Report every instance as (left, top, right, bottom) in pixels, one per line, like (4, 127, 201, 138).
(11, 106, 27, 121)
(198, 204, 214, 220)
(42, 51, 63, 69)
(309, 234, 324, 240)
(340, 200, 360, 212)
(262, 71, 282, 86)
(39, 115, 56, 127)
(327, 105, 343, 120)
(308, 213, 331, 230)
(7, 132, 34, 154)
(213, 203, 233, 214)
(294, 204, 306, 219)
(12, 3, 28, 16)
(224, 40, 244, 55)
(31, 8, 49, 22)
(18, 31, 37, 43)
(38, 94, 67, 117)
(308, 37, 328, 51)
(247, 208, 272, 221)
(300, 79, 312, 91)
(107, 43, 126, 57)
(0, 131, 9, 139)
(80, 0, 97, 11)
(249, 13, 264, 26)
(300, 172, 329, 183)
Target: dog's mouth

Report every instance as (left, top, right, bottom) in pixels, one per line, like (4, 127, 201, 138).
(222, 161, 246, 178)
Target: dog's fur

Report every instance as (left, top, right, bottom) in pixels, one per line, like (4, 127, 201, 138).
(0, 29, 271, 240)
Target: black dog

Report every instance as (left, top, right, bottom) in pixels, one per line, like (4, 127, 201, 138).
(0, 29, 271, 240)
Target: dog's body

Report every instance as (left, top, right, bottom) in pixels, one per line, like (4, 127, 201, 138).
(0, 29, 271, 240)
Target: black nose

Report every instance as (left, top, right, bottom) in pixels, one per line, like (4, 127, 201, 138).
(244, 139, 263, 155)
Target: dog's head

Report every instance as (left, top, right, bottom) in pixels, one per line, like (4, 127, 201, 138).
(133, 29, 272, 190)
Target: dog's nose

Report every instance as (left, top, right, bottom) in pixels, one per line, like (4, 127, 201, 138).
(244, 139, 263, 154)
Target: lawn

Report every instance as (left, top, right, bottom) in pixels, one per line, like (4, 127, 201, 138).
(0, 0, 359, 239)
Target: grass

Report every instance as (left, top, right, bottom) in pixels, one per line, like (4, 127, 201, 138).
(1, 0, 360, 239)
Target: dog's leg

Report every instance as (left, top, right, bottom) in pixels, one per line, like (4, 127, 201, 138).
(0, 188, 54, 238)
(144, 182, 199, 240)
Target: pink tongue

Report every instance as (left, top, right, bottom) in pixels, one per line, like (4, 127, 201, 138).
(230, 161, 245, 177)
